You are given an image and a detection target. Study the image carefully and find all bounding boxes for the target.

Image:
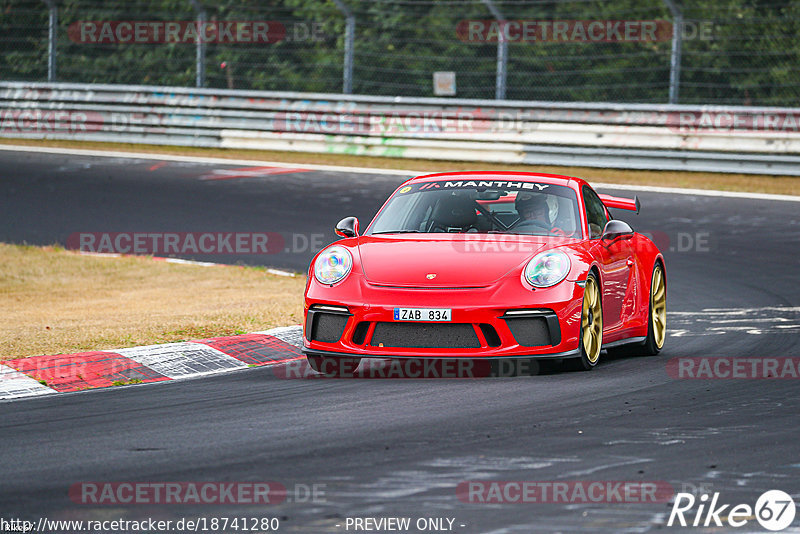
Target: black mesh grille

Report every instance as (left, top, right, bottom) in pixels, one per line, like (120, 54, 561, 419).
(505, 317, 553, 347)
(307, 313, 349, 343)
(370, 323, 480, 349)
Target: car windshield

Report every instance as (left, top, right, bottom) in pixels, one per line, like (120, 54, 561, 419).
(368, 179, 582, 237)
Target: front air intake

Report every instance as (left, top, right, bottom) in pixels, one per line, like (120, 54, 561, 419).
(306, 305, 351, 343)
(370, 323, 481, 349)
(502, 310, 561, 347)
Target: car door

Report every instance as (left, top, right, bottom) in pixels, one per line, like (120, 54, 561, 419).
(582, 185, 633, 334)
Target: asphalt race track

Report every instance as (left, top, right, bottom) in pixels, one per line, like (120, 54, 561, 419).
(1, 148, 799, 533)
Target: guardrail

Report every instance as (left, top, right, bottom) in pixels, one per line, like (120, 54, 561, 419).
(2, 82, 800, 175)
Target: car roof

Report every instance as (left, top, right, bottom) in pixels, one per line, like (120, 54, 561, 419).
(404, 170, 589, 191)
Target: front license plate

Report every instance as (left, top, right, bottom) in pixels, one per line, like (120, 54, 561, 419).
(393, 308, 452, 322)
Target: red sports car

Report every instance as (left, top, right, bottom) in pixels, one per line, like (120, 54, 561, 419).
(303, 171, 666, 373)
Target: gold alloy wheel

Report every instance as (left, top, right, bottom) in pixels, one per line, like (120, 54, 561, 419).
(651, 264, 667, 349)
(581, 276, 603, 364)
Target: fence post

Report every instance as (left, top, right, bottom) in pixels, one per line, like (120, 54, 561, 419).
(42, 0, 57, 81)
(663, 0, 682, 104)
(189, 0, 206, 88)
(332, 0, 354, 94)
(481, 0, 507, 100)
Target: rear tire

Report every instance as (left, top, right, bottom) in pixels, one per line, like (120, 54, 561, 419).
(306, 355, 361, 376)
(569, 272, 603, 371)
(642, 262, 666, 356)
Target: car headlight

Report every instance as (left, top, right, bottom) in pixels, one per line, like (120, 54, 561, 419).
(314, 246, 353, 285)
(523, 250, 570, 288)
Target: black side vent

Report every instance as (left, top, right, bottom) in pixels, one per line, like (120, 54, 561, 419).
(479, 324, 502, 347)
(351, 322, 370, 345)
(503, 310, 561, 347)
(306, 306, 351, 343)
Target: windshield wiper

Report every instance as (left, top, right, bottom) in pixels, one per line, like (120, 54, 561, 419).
(371, 230, 423, 235)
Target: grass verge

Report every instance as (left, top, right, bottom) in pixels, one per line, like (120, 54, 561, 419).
(1, 138, 798, 196)
(0, 243, 305, 360)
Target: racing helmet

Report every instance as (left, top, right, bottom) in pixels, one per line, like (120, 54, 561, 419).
(515, 192, 549, 223)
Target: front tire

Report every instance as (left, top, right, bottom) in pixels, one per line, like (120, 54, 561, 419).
(570, 272, 603, 371)
(642, 262, 666, 355)
(306, 354, 361, 376)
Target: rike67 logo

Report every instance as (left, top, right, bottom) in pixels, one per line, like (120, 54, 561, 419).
(668, 489, 796, 531)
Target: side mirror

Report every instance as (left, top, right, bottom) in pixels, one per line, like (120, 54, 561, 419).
(602, 220, 634, 240)
(335, 216, 359, 238)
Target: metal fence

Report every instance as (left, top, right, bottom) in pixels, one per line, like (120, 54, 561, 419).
(3, 81, 800, 175)
(2, 0, 799, 106)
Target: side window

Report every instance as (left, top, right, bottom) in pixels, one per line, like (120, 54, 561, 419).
(583, 186, 608, 239)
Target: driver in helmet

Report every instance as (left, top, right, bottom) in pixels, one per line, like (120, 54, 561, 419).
(513, 192, 550, 230)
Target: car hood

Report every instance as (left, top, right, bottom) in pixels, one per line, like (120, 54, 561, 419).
(356, 235, 555, 287)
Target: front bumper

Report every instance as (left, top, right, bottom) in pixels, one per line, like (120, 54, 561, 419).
(303, 274, 585, 360)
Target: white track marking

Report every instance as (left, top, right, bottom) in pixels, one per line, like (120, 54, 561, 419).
(557, 457, 652, 478)
(668, 306, 800, 337)
(0, 364, 55, 400)
(593, 183, 800, 202)
(1, 143, 798, 202)
(254, 325, 304, 347)
(112, 342, 247, 379)
(79, 251, 123, 258)
(163, 258, 219, 267)
(266, 268, 296, 277)
(670, 306, 800, 315)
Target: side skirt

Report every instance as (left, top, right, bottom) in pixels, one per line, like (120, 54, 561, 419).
(601, 336, 647, 350)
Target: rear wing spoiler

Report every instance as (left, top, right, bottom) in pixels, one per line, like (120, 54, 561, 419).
(598, 194, 640, 214)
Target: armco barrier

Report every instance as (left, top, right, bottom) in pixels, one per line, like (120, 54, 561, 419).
(2, 82, 800, 175)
